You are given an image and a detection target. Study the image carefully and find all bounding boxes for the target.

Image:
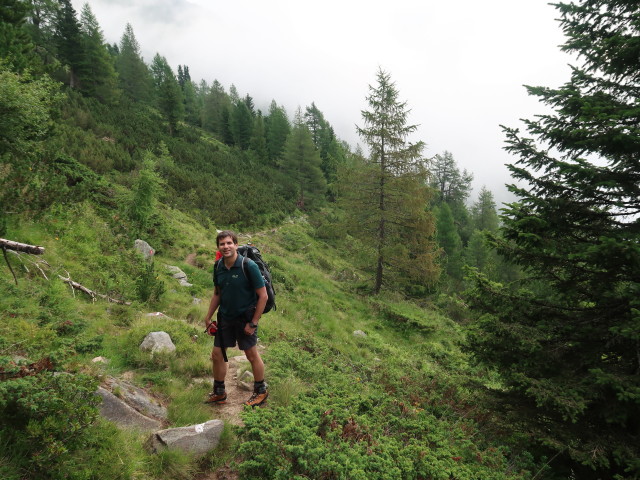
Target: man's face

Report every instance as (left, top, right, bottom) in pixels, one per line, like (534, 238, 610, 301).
(217, 236, 238, 258)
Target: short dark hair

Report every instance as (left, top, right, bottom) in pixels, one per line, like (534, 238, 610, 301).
(216, 230, 238, 246)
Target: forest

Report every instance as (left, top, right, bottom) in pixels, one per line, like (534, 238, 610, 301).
(0, 0, 638, 479)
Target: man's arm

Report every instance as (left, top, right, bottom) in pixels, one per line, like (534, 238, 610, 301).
(252, 286, 267, 324)
(204, 286, 221, 328)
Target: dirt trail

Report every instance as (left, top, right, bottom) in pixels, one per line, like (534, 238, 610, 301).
(205, 351, 255, 426)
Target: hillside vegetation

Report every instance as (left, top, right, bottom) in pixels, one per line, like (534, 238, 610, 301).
(2, 0, 639, 478)
(1, 200, 536, 480)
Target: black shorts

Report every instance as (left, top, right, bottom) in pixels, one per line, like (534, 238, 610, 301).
(213, 307, 258, 351)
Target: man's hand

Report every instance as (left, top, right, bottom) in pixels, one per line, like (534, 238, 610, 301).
(205, 321, 218, 336)
(244, 322, 258, 335)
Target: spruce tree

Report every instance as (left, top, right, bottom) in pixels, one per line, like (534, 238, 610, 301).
(150, 53, 183, 135)
(281, 109, 326, 210)
(467, 1, 640, 476)
(78, 3, 118, 102)
(0, 0, 37, 71)
(115, 23, 152, 103)
(265, 100, 290, 165)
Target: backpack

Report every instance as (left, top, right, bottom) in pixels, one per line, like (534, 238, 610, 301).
(214, 244, 276, 314)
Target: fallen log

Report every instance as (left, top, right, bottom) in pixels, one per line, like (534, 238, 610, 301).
(58, 275, 132, 305)
(0, 238, 45, 255)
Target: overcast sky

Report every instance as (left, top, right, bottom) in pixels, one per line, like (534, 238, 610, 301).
(71, 0, 576, 206)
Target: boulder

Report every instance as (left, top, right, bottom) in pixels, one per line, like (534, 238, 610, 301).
(140, 331, 176, 354)
(104, 377, 168, 420)
(146, 420, 224, 457)
(96, 387, 162, 431)
(353, 330, 367, 337)
(134, 239, 155, 260)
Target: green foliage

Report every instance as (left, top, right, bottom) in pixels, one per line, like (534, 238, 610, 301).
(281, 109, 327, 210)
(466, 2, 640, 476)
(135, 260, 166, 304)
(127, 153, 164, 237)
(0, 371, 132, 480)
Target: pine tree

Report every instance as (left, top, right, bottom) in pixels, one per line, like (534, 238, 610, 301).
(281, 109, 326, 210)
(342, 68, 439, 294)
(467, 1, 640, 476)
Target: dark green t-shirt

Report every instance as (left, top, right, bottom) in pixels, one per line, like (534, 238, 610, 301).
(214, 255, 265, 318)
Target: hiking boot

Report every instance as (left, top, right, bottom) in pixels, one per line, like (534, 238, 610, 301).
(204, 391, 227, 404)
(244, 389, 268, 407)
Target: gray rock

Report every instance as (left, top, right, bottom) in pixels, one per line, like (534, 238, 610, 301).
(92, 356, 109, 364)
(140, 331, 176, 354)
(146, 420, 224, 457)
(144, 312, 171, 319)
(192, 297, 202, 305)
(104, 377, 168, 420)
(238, 370, 254, 391)
(165, 265, 192, 287)
(96, 387, 162, 431)
(353, 330, 367, 337)
(134, 239, 155, 260)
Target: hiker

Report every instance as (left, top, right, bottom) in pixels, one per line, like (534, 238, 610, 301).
(203, 230, 269, 407)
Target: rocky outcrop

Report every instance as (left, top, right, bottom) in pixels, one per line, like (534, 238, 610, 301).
(96, 387, 163, 431)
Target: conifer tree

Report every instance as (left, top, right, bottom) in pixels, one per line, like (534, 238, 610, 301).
(151, 53, 183, 135)
(250, 111, 268, 162)
(230, 99, 253, 149)
(53, 0, 82, 88)
(467, 1, 640, 476)
(0, 0, 37, 71)
(265, 100, 290, 165)
(115, 23, 152, 102)
(281, 109, 326, 210)
(435, 203, 464, 281)
(470, 186, 499, 232)
(202, 79, 231, 137)
(341, 68, 439, 294)
(77, 3, 118, 102)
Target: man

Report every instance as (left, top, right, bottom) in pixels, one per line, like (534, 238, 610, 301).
(203, 230, 269, 407)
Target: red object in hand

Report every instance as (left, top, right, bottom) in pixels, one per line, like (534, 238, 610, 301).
(206, 321, 218, 336)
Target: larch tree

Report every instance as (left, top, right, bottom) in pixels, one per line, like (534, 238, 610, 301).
(341, 68, 439, 294)
(466, 1, 640, 477)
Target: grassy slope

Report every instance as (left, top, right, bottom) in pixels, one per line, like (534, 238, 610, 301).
(0, 202, 535, 480)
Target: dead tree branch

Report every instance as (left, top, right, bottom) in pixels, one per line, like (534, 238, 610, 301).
(58, 275, 132, 305)
(0, 238, 45, 255)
